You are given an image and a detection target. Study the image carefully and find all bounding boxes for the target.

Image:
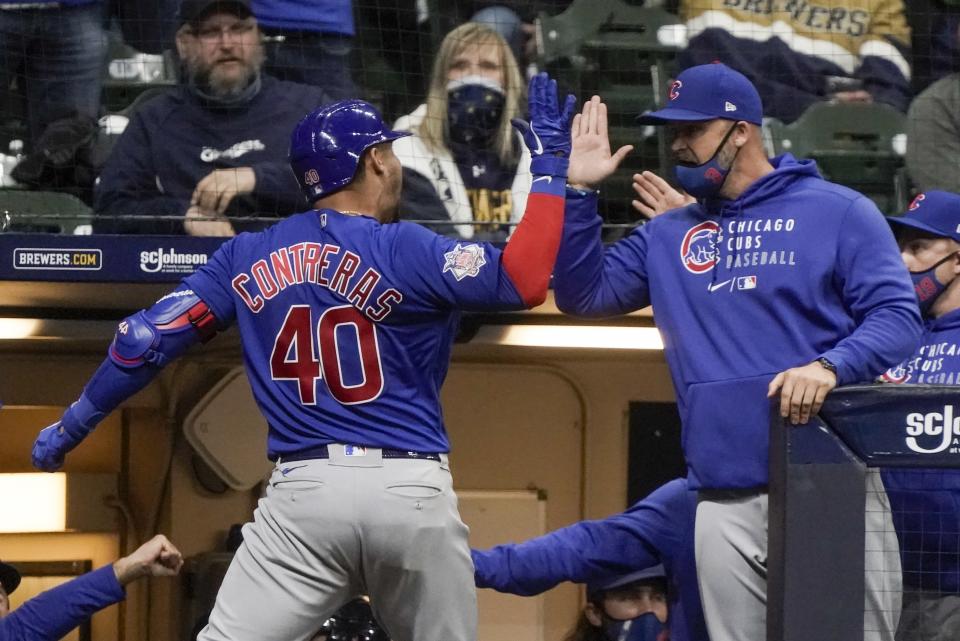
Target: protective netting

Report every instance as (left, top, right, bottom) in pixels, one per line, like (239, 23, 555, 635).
(0, 0, 951, 238)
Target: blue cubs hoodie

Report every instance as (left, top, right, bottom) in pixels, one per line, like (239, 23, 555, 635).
(880, 308, 960, 593)
(0, 565, 124, 641)
(554, 154, 922, 489)
(472, 478, 706, 641)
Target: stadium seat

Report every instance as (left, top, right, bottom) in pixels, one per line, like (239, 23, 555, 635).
(766, 102, 908, 214)
(537, 1, 683, 223)
(0, 189, 93, 234)
(101, 29, 176, 113)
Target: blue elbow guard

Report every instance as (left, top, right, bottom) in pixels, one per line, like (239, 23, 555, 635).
(109, 288, 217, 369)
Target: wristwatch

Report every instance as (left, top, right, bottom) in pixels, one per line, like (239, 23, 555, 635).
(816, 357, 837, 375)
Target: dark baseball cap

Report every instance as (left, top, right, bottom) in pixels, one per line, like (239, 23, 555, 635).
(586, 564, 666, 600)
(888, 191, 960, 243)
(637, 63, 763, 126)
(178, 0, 252, 26)
(0, 561, 21, 595)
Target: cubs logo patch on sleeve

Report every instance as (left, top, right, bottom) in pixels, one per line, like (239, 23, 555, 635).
(443, 243, 487, 281)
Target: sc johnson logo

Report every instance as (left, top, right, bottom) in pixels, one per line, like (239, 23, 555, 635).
(139, 248, 208, 274)
(14, 248, 101, 270)
(905, 406, 960, 454)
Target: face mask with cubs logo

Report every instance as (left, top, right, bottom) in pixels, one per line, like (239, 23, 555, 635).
(910, 251, 959, 316)
(674, 121, 739, 200)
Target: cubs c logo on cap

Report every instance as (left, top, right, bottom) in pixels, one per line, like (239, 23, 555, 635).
(669, 80, 682, 101)
(680, 221, 720, 274)
(909, 193, 926, 211)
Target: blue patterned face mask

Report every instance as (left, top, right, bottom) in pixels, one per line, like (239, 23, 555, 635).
(674, 121, 739, 200)
(601, 612, 668, 641)
(446, 75, 505, 146)
(910, 251, 959, 316)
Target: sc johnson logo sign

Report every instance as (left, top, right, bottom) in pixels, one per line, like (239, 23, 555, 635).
(905, 406, 960, 454)
(139, 248, 208, 274)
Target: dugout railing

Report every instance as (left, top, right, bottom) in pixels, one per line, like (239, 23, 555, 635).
(768, 384, 960, 641)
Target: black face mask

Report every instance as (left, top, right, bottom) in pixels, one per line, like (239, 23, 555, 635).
(447, 76, 505, 146)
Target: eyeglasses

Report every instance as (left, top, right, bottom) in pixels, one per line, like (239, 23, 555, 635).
(191, 21, 256, 43)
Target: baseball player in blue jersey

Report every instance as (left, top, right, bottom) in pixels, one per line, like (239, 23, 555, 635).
(472, 477, 706, 641)
(880, 190, 960, 641)
(552, 63, 921, 641)
(30, 73, 577, 641)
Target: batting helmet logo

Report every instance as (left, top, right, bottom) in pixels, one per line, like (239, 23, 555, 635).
(680, 221, 720, 274)
(909, 193, 926, 211)
(669, 80, 682, 101)
(289, 100, 411, 201)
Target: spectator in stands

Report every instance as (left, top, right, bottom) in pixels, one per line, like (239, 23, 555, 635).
(392, 22, 529, 240)
(473, 478, 707, 641)
(882, 190, 960, 641)
(93, 0, 330, 235)
(436, 2, 573, 65)
(563, 569, 670, 641)
(906, 48, 960, 193)
(677, 0, 912, 123)
(252, 0, 357, 101)
(0, 0, 108, 146)
(0, 534, 182, 641)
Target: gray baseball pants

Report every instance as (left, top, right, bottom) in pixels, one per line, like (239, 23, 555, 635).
(695, 471, 902, 641)
(197, 445, 477, 641)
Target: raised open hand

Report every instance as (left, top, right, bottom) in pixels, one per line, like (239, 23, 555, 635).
(631, 170, 695, 218)
(568, 96, 633, 190)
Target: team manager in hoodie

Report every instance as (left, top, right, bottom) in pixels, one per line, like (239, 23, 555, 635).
(93, 0, 330, 236)
(553, 63, 922, 641)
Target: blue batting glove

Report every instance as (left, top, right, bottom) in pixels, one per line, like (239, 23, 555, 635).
(511, 72, 577, 177)
(31, 397, 101, 472)
(32, 421, 81, 472)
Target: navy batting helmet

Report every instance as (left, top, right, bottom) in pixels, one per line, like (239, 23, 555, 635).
(289, 100, 410, 202)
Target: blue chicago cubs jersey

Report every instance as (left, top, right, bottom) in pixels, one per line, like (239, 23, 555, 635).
(184, 209, 526, 458)
(880, 308, 960, 593)
(554, 155, 920, 489)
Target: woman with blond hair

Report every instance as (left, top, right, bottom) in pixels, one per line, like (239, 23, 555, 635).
(393, 22, 530, 240)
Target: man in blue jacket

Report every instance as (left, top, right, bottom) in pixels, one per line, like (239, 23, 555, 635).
(472, 478, 706, 641)
(554, 62, 922, 641)
(0, 534, 182, 641)
(94, 0, 331, 236)
(881, 190, 960, 641)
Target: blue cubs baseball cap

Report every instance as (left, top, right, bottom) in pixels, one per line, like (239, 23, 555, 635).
(637, 63, 763, 126)
(586, 565, 666, 600)
(888, 191, 960, 243)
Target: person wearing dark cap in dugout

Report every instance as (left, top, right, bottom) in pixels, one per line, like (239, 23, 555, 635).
(0, 535, 182, 641)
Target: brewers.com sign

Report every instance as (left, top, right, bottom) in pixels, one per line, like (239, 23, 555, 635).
(14, 248, 102, 270)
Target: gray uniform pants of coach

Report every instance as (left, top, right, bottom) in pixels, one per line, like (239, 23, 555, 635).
(695, 470, 902, 641)
(197, 445, 477, 641)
